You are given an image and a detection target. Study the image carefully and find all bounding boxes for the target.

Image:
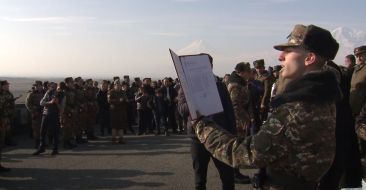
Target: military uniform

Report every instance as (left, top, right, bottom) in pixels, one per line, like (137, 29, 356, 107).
(74, 82, 87, 143)
(84, 81, 99, 139)
(227, 65, 251, 137)
(356, 101, 366, 180)
(25, 84, 44, 148)
(350, 45, 366, 180)
(194, 71, 340, 190)
(0, 89, 6, 148)
(350, 55, 366, 115)
(193, 25, 341, 190)
(254, 59, 273, 122)
(0, 81, 11, 171)
(61, 83, 77, 149)
(108, 86, 128, 143)
(0, 86, 16, 146)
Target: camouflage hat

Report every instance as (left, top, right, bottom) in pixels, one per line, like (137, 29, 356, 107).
(75, 77, 82, 82)
(34, 80, 42, 85)
(64, 77, 73, 83)
(273, 65, 283, 72)
(354, 45, 366, 56)
(235, 62, 251, 72)
(253, 59, 265, 68)
(121, 81, 129, 86)
(274, 24, 339, 60)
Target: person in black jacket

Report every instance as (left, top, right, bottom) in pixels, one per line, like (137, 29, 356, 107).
(319, 60, 363, 189)
(97, 80, 111, 136)
(152, 88, 169, 136)
(177, 54, 236, 190)
(162, 78, 178, 133)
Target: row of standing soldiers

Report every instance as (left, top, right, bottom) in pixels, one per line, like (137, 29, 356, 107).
(24, 76, 185, 154)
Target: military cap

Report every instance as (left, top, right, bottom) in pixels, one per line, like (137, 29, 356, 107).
(354, 45, 366, 56)
(75, 77, 82, 82)
(113, 76, 120, 81)
(121, 81, 129, 86)
(64, 77, 73, 83)
(274, 24, 339, 60)
(0, 80, 9, 86)
(273, 65, 283, 72)
(123, 75, 130, 79)
(34, 80, 42, 86)
(253, 59, 265, 68)
(235, 62, 251, 72)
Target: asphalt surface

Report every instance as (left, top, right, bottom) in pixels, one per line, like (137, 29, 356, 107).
(0, 131, 254, 190)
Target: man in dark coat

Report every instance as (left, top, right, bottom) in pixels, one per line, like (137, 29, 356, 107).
(178, 53, 237, 190)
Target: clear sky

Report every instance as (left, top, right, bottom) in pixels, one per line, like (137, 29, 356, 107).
(0, 0, 365, 78)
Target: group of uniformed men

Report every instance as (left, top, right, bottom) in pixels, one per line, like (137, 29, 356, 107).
(2, 23, 366, 190)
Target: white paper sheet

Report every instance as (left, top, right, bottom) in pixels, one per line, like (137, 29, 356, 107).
(169, 49, 223, 119)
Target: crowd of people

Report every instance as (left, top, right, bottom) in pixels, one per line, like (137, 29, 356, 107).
(1, 23, 366, 189)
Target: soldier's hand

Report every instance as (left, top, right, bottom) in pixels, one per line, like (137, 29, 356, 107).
(190, 110, 204, 126)
(260, 104, 266, 112)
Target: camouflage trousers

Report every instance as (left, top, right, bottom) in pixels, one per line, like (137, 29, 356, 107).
(61, 115, 76, 142)
(0, 119, 11, 148)
(359, 138, 366, 179)
(84, 111, 97, 132)
(237, 112, 251, 137)
(75, 112, 88, 133)
(31, 113, 42, 140)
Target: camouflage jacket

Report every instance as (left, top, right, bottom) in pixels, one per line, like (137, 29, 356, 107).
(356, 102, 366, 141)
(227, 71, 251, 136)
(194, 71, 341, 187)
(256, 71, 273, 107)
(62, 87, 76, 116)
(25, 90, 44, 113)
(108, 89, 128, 111)
(350, 62, 366, 115)
(0, 90, 16, 119)
(74, 85, 86, 112)
(84, 86, 98, 112)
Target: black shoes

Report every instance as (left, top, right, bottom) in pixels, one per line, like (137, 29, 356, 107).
(0, 165, 11, 172)
(234, 173, 251, 184)
(32, 148, 46, 155)
(76, 138, 88, 144)
(51, 150, 59, 155)
(63, 142, 77, 149)
(87, 135, 98, 140)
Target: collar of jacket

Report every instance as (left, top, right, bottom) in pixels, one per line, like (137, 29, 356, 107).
(228, 71, 246, 86)
(271, 70, 342, 108)
(355, 63, 366, 71)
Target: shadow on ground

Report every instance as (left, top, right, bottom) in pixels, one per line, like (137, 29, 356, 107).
(0, 168, 171, 190)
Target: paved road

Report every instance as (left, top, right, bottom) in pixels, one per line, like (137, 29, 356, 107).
(1, 133, 254, 190)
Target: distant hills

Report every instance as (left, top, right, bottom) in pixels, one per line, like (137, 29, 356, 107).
(332, 27, 366, 64)
(178, 40, 215, 55)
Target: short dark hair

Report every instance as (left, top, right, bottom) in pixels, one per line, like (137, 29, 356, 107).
(235, 62, 250, 72)
(346, 54, 356, 65)
(199, 53, 213, 68)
